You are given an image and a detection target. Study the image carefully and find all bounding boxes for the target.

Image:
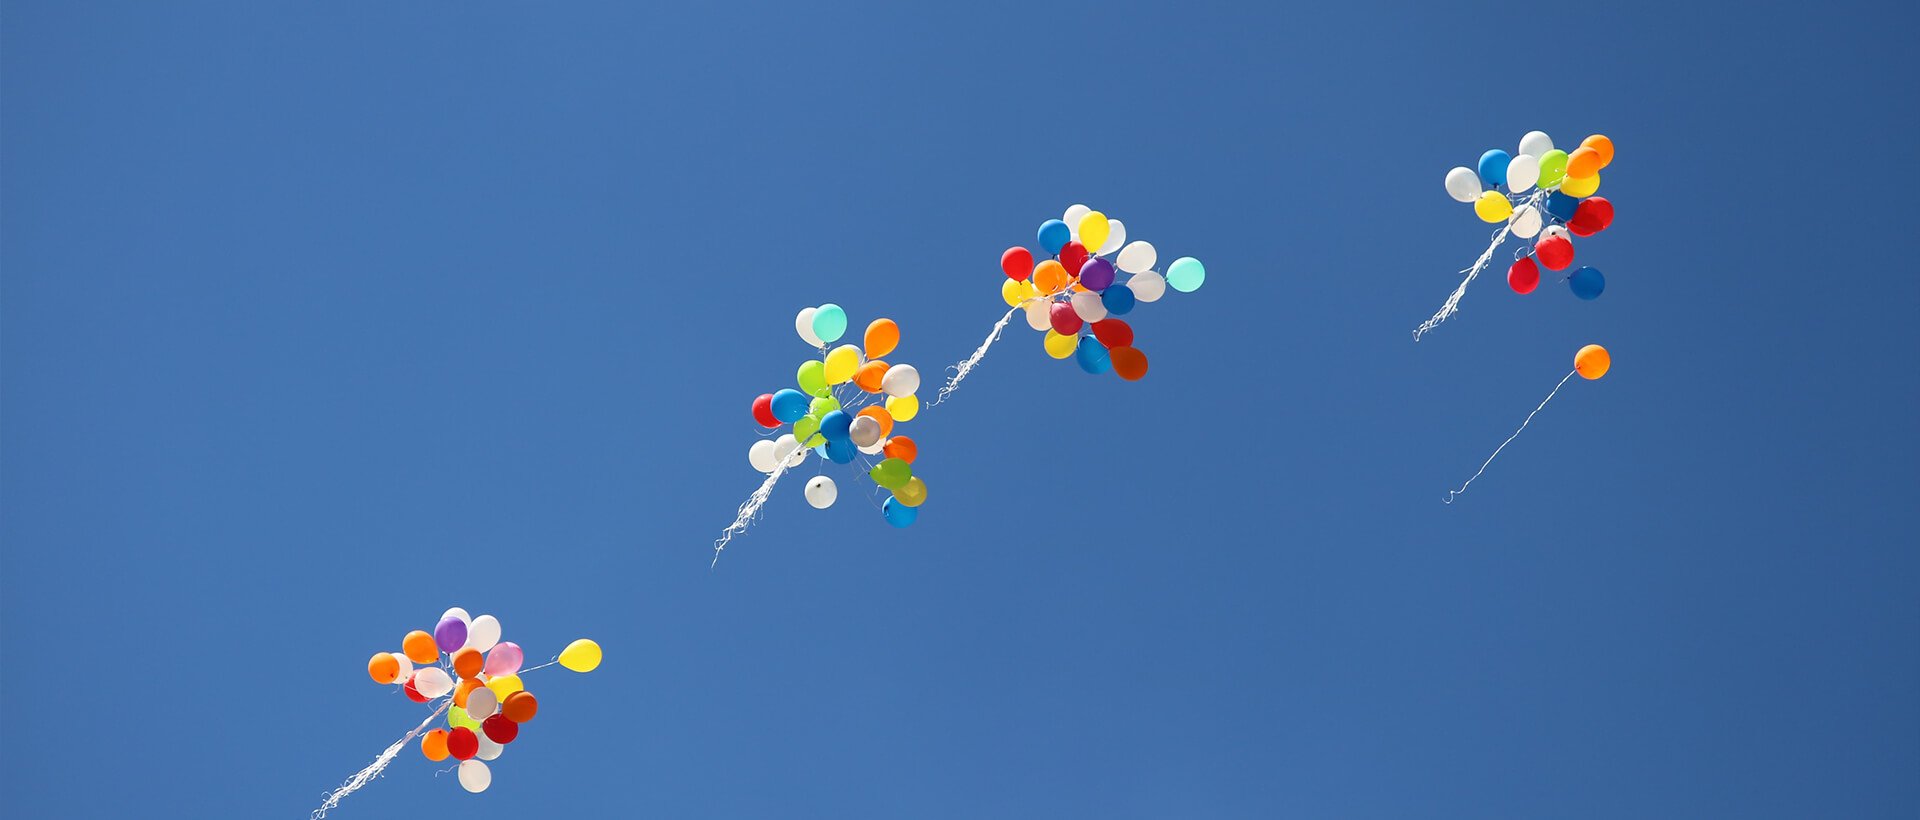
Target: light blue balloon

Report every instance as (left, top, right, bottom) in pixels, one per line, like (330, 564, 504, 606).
(811, 303, 848, 343)
(882, 496, 918, 528)
(1075, 337, 1111, 374)
(1478, 149, 1510, 187)
(770, 389, 809, 423)
(1569, 266, 1605, 300)
(1037, 220, 1071, 255)
(1166, 257, 1206, 293)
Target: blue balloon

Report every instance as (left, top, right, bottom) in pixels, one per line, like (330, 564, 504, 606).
(1100, 283, 1136, 315)
(770, 389, 809, 423)
(1075, 337, 1112, 374)
(1569, 266, 1605, 300)
(1478, 149, 1511, 187)
(1546, 190, 1580, 222)
(882, 496, 918, 528)
(825, 437, 855, 464)
(1037, 220, 1071, 255)
(820, 409, 852, 441)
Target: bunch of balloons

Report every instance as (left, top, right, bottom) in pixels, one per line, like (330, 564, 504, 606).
(1418, 131, 1619, 339)
(1444, 345, 1611, 502)
(316, 608, 601, 815)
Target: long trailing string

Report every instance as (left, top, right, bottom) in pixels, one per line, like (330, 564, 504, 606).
(1444, 369, 1576, 503)
(1414, 189, 1546, 341)
(313, 698, 451, 818)
(931, 302, 1026, 406)
(712, 449, 806, 567)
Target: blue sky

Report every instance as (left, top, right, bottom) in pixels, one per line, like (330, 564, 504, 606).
(4, 1, 1915, 817)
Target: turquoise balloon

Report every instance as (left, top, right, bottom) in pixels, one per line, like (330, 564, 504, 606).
(1166, 257, 1206, 293)
(882, 496, 918, 528)
(811, 303, 848, 343)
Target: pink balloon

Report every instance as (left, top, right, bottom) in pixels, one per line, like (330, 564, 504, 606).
(483, 641, 524, 677)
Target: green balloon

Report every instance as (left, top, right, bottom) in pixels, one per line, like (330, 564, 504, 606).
(1166, 257, 1206, 293)
(1537, 149, 1568, 189)
(869, 457, 912, 490)
(797, 360, 829, 397)
(448, 705, 479, 731)
(793, 415, 821, 447)
(809, 395, 840, 416)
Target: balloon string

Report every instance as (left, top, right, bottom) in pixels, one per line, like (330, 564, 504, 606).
(1443, 369, 1576, 503)
(712, 449, 806, 567)
(517, 657, 562, 675)
(930, 302, 1029, 407)
(312, 697, 452, 818)
(1414, 189, 1545, 341)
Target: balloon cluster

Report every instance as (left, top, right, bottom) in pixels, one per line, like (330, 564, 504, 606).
(748, 305, 928, 528)
(998, 205, 1206, 381)
(364, 608, 602, 794)
(1443, 131, 1619, 300)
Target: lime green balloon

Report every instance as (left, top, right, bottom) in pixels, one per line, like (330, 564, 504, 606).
(448, 705, 480, 731)
(869, 457, 912, 489)
(793, 415, 821, 447)
(809, 396, 840, 416)
(797, 360, 829, 397)
(1536, 149, 1568, 189)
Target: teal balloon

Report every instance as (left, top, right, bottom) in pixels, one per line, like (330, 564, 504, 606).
(811, 303, 848, 343)
(882, 496, 918, 528)
(1166, 257, 1206, 293)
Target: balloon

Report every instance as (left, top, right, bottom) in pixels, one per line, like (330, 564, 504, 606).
(1534, 235, 1574, 270)
(854, 360, 889, 393)
(1510, 204, 1542, 238)
(403, 630, 439, 665)
(1109, 346, 1149, 381)
(819, 410, 851, 442)
(1444, 166, 1481, 203)
(1537, 149, 1569, 189)
(1477, 149, 1510, 186)
(856, 405, 894, 438)
(482, 713, 519, 744)
(1575, 344, 1611, 380)
(861, 319, 899, 359)
(882, 496, 918, 528)
(1585, 196, 1614, 231)
(484, 673, 523, 701)
(805, 476, 838, 509)
(560, 637, 603, 672)
(1506, 154, 1540, 193)
(885, 394, 918, 422)
(457, 760, 491, 794)
(448, 727, 479, 761)
(474, 734, 503, 761)
(1545, 190, 1580, 222)
(1581, 134, 1614, 168)
(1043, 329, 1078, 359)
(449, 705, 480, 731)
(484, 642, 524, 677)
(795, 308, 825, 348)
(1567, 146, 1602, 179)
(466, 686, 499, 721)
(1058, 241, 1088, 275)
(1037, 219, 1071, 254)
(435, 617, 467, 653)
(880, 364, 919, 397)
(747, 439, 778, 473)
(1041, 300, 1080, 335)
(770, 389, 809, 423)
(1001, 277, 1029, 308)
(1167, 257, 1206, 293)
(1062, 204, 1091, 235)
(1079, 258, 1116, 292)
(1101, 283, 1136, 315)
(772, 434, 806, 467)
(811, 303, 848, 343)
(1559, 171, 1599, 197)
(452, 647, 483, 680)
(1519, 130, 1554, 158)
(809, 396, 840, 419)
(1023, 298, 1052, 331)
(1116, 240, 1157, 274)
(883, 437, 916, 464)
(848, 415, 882, 447)
(826, 437, 855, 463)
(453, 677, 482, 708)
(896, 476, 928, 507)
(441, 608, 471, 625)
(1075, 337, 1112, 374)
(391, 654, 414, 685)
(1508, 257, 1540, 294)
(869, 458, 912, 489)
(1001, 247, 1034, 281)
(751, 394, 779, 428)
(824, 345, 862, 384)
(421, 729, 450, 762)
(792, 416, 821, 448)
(1128, 271, 1166, 303)
(1070, 290, 1107, 323)
(857, 438, 885, 456)
(796, 360, 828, 398)
(1033, 260, 1070, 293)
(1569, 266, 1606, 300)
(368, 653, 401, 684)
(404, 678, 428, 703)
(1077, 212, 1110, 255)
(1541, 224, 1569, 242)
(413, 667, 453, 699)
(1569, 197, 1613, 236)
(1091, 318, 1133, 349)
(1098, 219, 1126, 255)
(1473, 190, 1512, 223)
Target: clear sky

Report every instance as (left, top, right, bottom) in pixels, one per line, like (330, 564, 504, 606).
(4, 1, 1916, 817)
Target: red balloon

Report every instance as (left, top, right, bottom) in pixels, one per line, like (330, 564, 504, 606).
(1091, 318, 1133, 349)
(751, 394, 778, 428)
(1048, 301, 1083, 336)
(1572, 196, 1614, 235)
(1534, 235, 1574, 271)
(1507, 257, 1540, 294)
(403, 678, 428, 703)
(1000, 247, 1033, 281)
(447, 726, 478, 760)
(483, 713, 520, 744)
(1058, 241, 1088, 275)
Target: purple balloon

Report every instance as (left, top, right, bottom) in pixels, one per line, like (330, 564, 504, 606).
(434, 616, 468, 653)
(484, 641, 524, 677)
(1079, 258, 1115, 292)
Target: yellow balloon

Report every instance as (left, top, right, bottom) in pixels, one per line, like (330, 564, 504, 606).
(885, 394, 918, 422)
(448, 705, 480, 730)
(1043, 329, 1078, 359)
(1000, 277, 1030, 307)
(558, 638, 602, 673)
(823, 344, 862, 384)
(895, 476, 927, 507)
(1559, 171, 1600, 197)
(484, 673, 523, 700)
(1473, 191, 1512, 223)
(1077, 211, 1109, 254)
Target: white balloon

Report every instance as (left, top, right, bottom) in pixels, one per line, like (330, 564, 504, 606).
(457, 760, 492, 793)
(1518, 130, 1554, 159)
(772, 434, 806, 468)
(804, 476, 838, 509)
(412, 667, 453, 699)
(390, 653, 413, 684)
(1070, 290, 1107, 323)
(1128, 271, 1167, 303)
(464, 615, 501, 653)
(1023, 299, 1051, 331)
(1116, 240, 1157, 274)
(1445, 166, 1481, 203)
(1541, 224, 1570, 242)
(466, 685, 499, 720)
(474, 734, 504, 761)
(440, 608, 471, 626)
(1505, 154, 1539, 194)
(880, 364, 919, 397)
(1098, 219, 1126, 255)
(748, 439, 778, 473)
(1510, 204, 1542, 238)
(795, 308, 825, 348)
(848, 415, 882, 448)
(1062, 204, 1091, 239)
(857, 438, 885, 455)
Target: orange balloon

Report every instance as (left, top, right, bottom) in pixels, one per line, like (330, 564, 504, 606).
(1567, 146, 1602, 180)
(1109, 346, 1149, 381)
(421, 729, 450, 761)
(1575, 344, 1611, 380)
(857, 406, 894, 438)
(864, 319, 899, 359)
(452, 647, 484, 680)
(502, 690, 539, 723)
(367, 653, 400, 684)
(1580, 134, 1614, 168)
(402, 630, 438, 665)
(1071, 281, 1089, 293)
(1033, 260, 1070, 294)
(854, 360, 889, 393)
(454, 677, 484, 708)
(882, 436, 917, 464)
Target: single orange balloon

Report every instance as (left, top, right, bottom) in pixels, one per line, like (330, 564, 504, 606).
(402, 630, 439, 665)
(864, 319, 899, 359)
(1575, 344, 1611, 380)
(1033, 260, 1070, 294)
(1110, 346, 1149, 381)
(882, 436, 917, 464)
(367, 653, 400, 684)
(1580, 134, 1614, 168)
(857, 406, 894, 438)
(452, 647, 484, 680)
(454, 677, 484, 708)
(502, 690, 539, 723)
(421, 729, 450, 761)
(1567, 146, 1602, 180)
(1071, 281, 1089, 293)
(854, 360, 889, 393)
